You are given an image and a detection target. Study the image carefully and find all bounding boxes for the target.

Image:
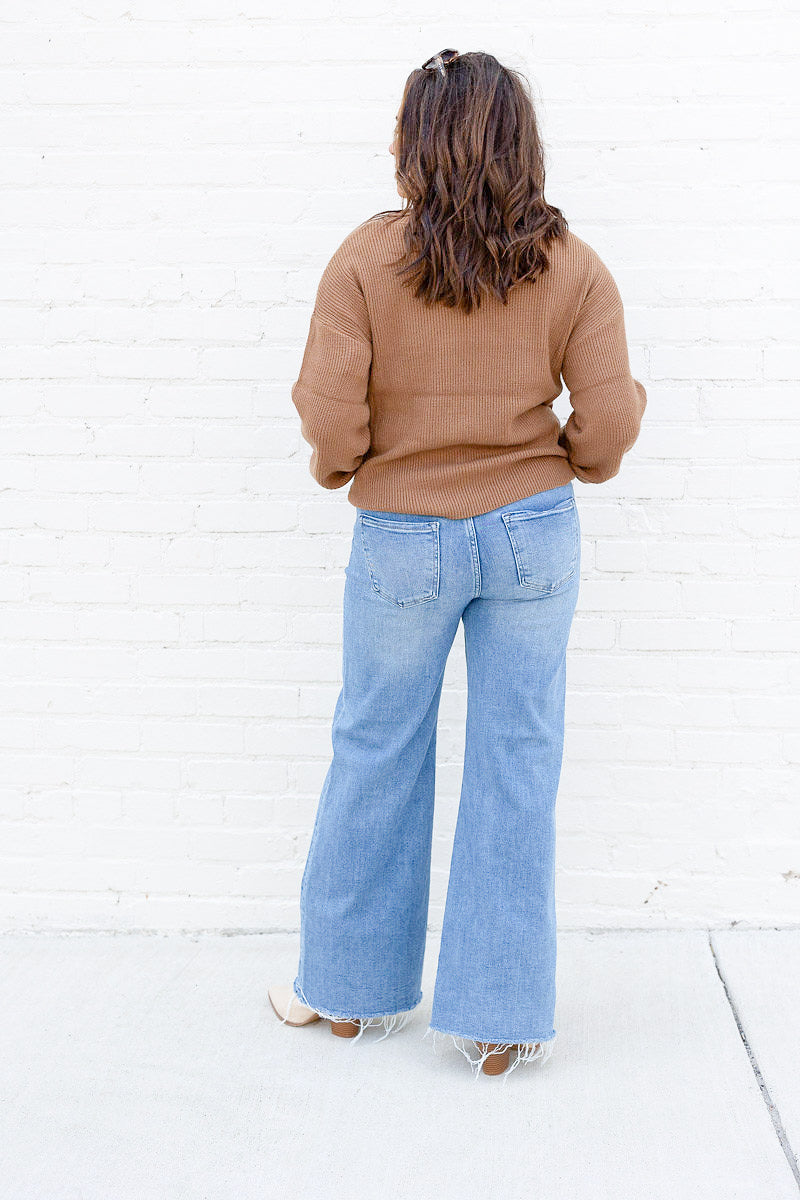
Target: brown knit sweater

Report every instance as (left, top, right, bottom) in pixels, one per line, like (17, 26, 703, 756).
(290, 212, 647, 519)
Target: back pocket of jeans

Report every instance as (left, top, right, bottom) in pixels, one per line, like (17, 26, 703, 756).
(501, 497, 579, 593)
(359, 514, 440, 607)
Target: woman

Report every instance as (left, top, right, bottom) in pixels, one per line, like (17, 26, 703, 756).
(269, 49, 646, 1078)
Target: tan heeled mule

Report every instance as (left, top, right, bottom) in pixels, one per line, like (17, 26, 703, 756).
(268, 983, 322, 1027)
(477, 1042, 512, 1075)
(329, 1019, 361, 1038)
(476, 1041, 545, 1075)
(268, 984, 362, 1038)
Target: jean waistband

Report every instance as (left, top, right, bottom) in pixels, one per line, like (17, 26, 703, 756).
(357, 480, 574, 523)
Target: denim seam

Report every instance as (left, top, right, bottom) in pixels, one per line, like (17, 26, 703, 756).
(503, 497, 574, 520)
(465, 515, 481, 598)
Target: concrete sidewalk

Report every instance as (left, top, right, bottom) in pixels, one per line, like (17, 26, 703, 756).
(0, 930, 798, 1200)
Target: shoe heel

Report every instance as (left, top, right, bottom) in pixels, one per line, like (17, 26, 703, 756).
(479, 1043, 511, 1075)
(330, 1019, 361, 1039)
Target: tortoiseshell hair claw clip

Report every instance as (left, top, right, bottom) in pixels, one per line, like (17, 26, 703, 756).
(422, 49, 461, 78)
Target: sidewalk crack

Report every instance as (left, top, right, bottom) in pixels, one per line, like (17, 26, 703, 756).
(709, 932, 800, 1190)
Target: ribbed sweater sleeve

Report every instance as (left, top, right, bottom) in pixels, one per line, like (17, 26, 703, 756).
(558, 258, 647, 484)
(290, 243, 373, 490)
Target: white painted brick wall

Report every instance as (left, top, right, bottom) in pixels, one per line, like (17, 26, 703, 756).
(1, 3, 799, 932)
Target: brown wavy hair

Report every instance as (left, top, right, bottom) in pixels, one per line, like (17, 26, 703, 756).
(373, 49, 568, 314)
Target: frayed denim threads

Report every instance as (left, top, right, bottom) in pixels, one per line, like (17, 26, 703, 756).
(291, 979, 422, 1043)
(423, 1028, 555, 1082)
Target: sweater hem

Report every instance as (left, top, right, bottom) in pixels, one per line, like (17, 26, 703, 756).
(346, 455, 577, 519)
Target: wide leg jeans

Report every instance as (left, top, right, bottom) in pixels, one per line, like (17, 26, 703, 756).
(292, 481, 581, 1051)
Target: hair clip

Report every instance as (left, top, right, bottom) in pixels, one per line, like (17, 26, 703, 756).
(422, 49, 460, 78)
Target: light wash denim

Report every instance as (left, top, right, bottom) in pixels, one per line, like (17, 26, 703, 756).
(292, 481, 581, 1073)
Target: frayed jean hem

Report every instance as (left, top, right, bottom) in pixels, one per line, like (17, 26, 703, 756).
(292, 978, 423, 1042)
(423, 1024, 556, 1082)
